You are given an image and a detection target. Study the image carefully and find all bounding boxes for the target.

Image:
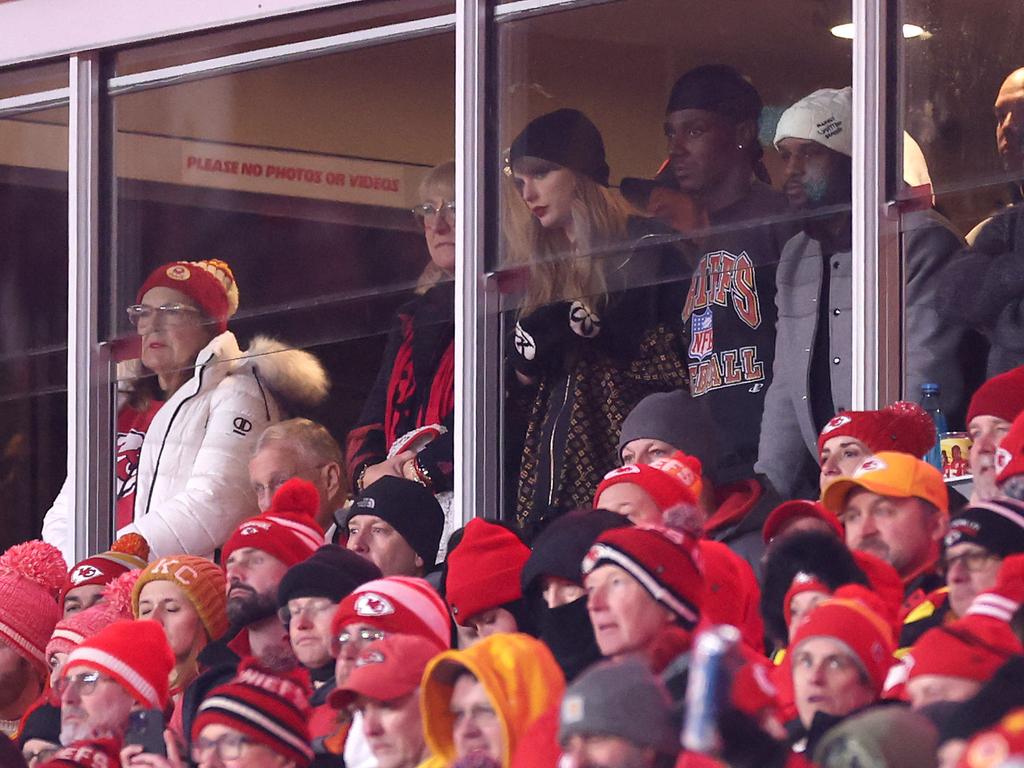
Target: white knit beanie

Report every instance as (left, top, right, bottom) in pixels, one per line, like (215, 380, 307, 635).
(774, 87, 853, 157)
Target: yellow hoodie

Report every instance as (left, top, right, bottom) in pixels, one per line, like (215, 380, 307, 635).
(420, 633, 566, 768)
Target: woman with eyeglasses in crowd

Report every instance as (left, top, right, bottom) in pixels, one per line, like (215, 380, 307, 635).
(42, 259, 329, 562)
(346, 161, 457, 506)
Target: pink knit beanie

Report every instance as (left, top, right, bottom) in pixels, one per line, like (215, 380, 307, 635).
(0, 540, 67, 676)
(46, 569, 140, 660)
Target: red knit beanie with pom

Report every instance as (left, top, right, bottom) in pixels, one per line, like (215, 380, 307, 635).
(817, 401, 936, 457)
(136, 259, 239, 334)
(221, 479, 325, 567)
(62, 533, 149, 604)
(0, 540, 67, 676)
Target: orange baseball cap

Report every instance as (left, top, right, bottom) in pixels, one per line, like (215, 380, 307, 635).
(820, 451, 948, 515)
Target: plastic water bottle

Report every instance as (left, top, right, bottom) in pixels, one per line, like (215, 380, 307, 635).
(920, 383, 947, 471)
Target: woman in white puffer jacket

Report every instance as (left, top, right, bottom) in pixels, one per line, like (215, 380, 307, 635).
(43, 259, 328, 561)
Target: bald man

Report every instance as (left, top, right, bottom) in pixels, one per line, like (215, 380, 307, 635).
(938, 68, 1024, 376)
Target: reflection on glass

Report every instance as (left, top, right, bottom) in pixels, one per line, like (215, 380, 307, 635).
(88, 17, 455, 560)
(898, 1, 1024, 509)
(494, 0, 859, 536)
(502, 108, 688, 531)
(0, 104, 68, 551)
(347, 161, 457, 553)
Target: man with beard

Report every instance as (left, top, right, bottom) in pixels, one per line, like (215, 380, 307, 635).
(57, 620, 173, 748)
(180, 478, 323, 750)
(756, 87, 965, 498)
(821, 451, 949, 609)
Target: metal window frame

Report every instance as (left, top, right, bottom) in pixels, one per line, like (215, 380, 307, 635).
(851, 0, 901, 410)
(4, 0, 896, 547)
(68, 52, 114, 561)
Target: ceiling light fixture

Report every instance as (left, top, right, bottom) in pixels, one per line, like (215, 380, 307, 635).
(829, 23, 930, 39)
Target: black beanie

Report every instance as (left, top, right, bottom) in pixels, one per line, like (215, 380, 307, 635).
(665, 64, 762, 123)
(345, 476, 445, 567)
(19, 702, 61, 747)
(944, 499, 1024, 558)
(520, 509, 631, 592)
(508, 108, 610, 186)
(277, 544, 381, 607)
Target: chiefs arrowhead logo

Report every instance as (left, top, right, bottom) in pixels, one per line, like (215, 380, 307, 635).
(239, 520, 272, 536)
(996, 447, 1013, 473)
(603, 464, 641, 480)
(855, 457, 887, 475)
(354, 593, 394, 617)
(356, 649, 386, 667)
(821, 414, 852, 434)
(581, 545, 603, 574)
(70, 564, 103, 585)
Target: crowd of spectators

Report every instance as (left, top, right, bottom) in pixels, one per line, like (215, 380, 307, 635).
(4, 62, 1024, 768)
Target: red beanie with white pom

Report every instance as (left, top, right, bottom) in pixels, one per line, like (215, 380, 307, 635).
(221, 479, 325, 567)
(0, 540, 67, 676)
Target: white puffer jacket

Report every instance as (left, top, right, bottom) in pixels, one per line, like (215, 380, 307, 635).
(43, 332, 329, 560)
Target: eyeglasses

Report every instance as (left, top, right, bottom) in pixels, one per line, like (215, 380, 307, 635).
(125, 303, 202, 327)
(331, 627, 386, 655)
(941, 550, 1000, 573)
(55, 670, 111, 698)
(277, 598, 337, 626)
(192, 732, 253, 762)
(411, 200, 456, 228)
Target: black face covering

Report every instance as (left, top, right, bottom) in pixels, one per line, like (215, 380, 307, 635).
(538, 595, 604, 682)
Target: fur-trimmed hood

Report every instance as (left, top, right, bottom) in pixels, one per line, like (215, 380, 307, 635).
(238, 335, 329, 408)
(117, 332, 329, 409)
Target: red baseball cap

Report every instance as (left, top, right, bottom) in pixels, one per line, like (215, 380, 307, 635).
(328, 634, 439, 710)
(762, 500, 843, 544)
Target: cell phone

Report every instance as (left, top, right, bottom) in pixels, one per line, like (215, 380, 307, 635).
(124, 708, 167, 757)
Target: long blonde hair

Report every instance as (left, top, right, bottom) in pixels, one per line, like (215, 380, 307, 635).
(501, 166, 640, 313)
(415, 160, 455, 295)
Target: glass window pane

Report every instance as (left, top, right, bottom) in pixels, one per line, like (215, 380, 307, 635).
(103, 6, 455, 559)
(0, 99, 68, 552)
(0, 61, 68, 100)
(896, 0, 1024, 504)
(491, 0, 853, 544)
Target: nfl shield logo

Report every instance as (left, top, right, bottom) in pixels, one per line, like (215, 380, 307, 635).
(689, 307, 714, 361)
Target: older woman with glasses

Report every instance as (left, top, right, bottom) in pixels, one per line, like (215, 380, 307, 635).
(43, 259, 329, 561)
(346, 161, 457, 513)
